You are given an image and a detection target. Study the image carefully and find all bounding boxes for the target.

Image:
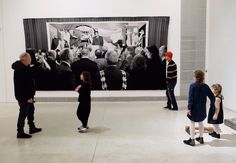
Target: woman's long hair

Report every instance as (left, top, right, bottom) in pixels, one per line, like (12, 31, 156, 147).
(82, 71, 92, 85)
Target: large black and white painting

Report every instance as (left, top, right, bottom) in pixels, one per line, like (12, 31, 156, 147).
(23, 17, 169, 90)
(47, 21, 148, 51)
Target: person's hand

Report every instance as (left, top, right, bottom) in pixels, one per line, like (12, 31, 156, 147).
(27, 98, 33, 103)
(75, 85, 81, 92)
(37, 55, 44, 63)
(187, 109, 191, 116)
(213, 114, 218, 120)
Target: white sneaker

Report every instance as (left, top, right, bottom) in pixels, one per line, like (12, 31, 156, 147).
(78, 126, 89, 130)
(78, 126, 83, 130)
(79, 127, 88, 133)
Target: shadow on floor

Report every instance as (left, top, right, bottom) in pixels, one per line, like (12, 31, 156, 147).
(88, 126, 110, 134)
(205, 133, 236, 147)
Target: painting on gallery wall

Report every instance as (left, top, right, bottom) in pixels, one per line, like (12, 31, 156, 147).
(23, 17, 169, 91)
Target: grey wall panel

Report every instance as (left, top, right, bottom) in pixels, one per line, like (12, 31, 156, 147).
(180, 0, 207, 96)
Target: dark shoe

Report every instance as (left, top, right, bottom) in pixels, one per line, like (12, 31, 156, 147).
(195, 137, 204, 144)
(209, 132, 220, 139)
(183, 138, 195, 146)
(169, 107, 178, 111)
(163, 106, 171, 109)
(209, 131, 216, 136)
(17, 133, 32, 139)
(29, 127, 42, 134)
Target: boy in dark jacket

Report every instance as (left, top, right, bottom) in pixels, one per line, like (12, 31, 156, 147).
(12, 52, 42, 139)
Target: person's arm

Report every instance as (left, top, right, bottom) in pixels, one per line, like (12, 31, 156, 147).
(207, 85, 215, 108)
(41, 58, 51, 71)
(187, 84, 194, 116)
(213, 97, 221, 120)
(75, 85, 81, 92)
(101, 36, 104, 46)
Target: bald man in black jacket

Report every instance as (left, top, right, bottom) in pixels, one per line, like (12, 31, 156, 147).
(12, 52, 42, 139)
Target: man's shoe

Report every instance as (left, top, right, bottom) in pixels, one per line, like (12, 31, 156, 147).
(183, 138, 195, 146)
(29, 127, 42, 134)
(17, 133, 32, 139)
(195, 137, 204, 144)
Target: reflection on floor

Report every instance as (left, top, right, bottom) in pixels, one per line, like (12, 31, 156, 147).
(0, 101, 236, 163)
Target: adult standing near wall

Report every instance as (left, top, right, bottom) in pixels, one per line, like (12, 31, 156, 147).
(163, 51, 178, 110)
(12, 52, 42, 139)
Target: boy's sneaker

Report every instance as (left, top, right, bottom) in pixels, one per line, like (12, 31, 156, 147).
(183, 138, 195, 146)
(17, 133, 32, 139)
(195, 137, 204, 144)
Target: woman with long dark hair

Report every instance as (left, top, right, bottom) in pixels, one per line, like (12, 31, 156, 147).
(75, 71, 92, 133)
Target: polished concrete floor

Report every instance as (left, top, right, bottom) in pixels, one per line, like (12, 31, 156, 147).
(0, 101, 236, 163)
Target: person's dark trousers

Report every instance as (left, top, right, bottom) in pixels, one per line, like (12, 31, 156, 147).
(166, 81, 178, 110)
(17, 102, 35, 134)
(77, 103, 91, 127)
(28, 103, 35, 128)
(166, 89, 171, 108)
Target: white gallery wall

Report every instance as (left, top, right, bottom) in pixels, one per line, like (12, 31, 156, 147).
(0, 0, 181, 102)
(206, 0, 236, 111)
(0, 0, 6, 102)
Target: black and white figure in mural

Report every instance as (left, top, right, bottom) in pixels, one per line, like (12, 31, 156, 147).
(94, 50, 129, 90)
(23, 17, 170, 90)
